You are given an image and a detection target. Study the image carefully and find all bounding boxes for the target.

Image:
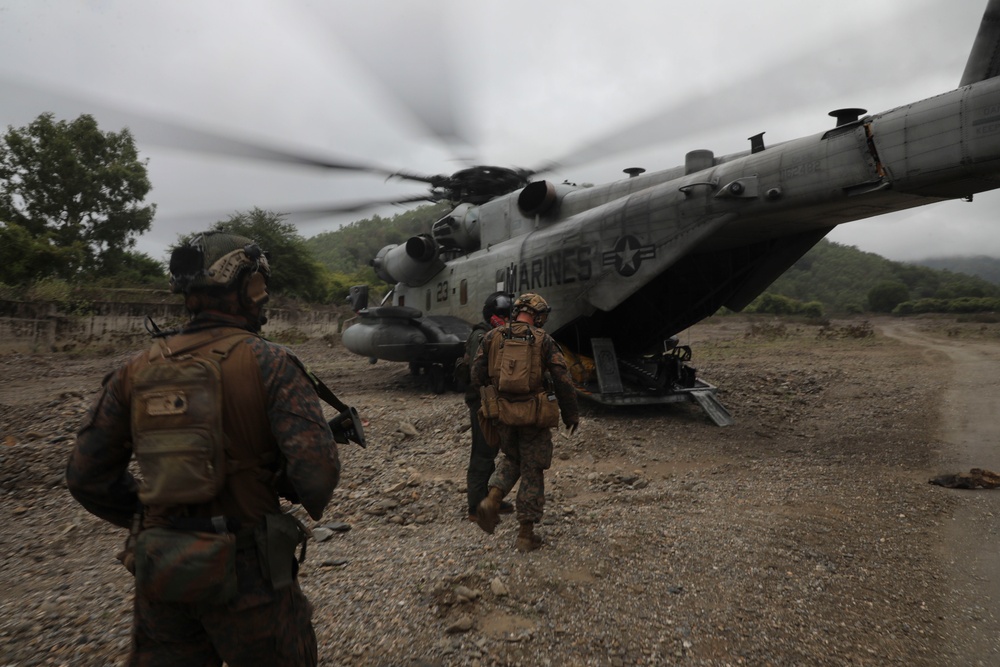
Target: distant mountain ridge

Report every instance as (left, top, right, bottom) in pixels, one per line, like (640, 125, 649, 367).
(763, 240, 1000, 313)
(910, 256, 1000, 286)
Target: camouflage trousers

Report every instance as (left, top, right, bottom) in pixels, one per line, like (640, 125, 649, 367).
(467, 400, 498, 515)
(489, 425, 554, 524)
(129, 546, 317, 666)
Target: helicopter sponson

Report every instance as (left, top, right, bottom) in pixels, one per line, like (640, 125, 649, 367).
(342, 305, 470, 366)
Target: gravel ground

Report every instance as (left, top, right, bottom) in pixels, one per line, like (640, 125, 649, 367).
(1, 314, 997, 666)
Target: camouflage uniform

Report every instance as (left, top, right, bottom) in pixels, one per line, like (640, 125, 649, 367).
(471, 321, 578, 525)
(463, 321, 496, 516)
(66, 312, 340, 667)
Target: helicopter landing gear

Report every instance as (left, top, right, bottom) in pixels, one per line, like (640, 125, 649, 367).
(407, 362, 455, 394)
(428, 364, 447, 394)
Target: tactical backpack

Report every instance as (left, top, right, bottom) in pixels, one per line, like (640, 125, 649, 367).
(486, 323, 559, 428)
(489, 324, 541, 394)
(130, 330, 250, 506)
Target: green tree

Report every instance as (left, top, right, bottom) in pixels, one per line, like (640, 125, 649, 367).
(0, 113, 155, 280)
(748, 293, 801, 315)
(0, 220, 86, 284)
(868, 281, 910, 313)
(93, 251, 165, 287)
(191, 208, 330, 302)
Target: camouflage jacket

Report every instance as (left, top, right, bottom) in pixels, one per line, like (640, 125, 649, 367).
(471, 321, 579, 427)
(462, 321, 490, 406)
(66, 312, 341, 529)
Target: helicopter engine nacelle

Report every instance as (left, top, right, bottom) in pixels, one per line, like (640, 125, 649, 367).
(371, 234, 446, 287)
(430, 203, 479, 252)
(517, 180, 559, 216)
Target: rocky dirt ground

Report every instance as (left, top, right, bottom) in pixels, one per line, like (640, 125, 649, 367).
(2, 314, 1000, 666)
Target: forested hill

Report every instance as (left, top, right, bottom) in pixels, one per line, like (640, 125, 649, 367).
(911, 256, 1000, 286)
(304, 206, 999, 315)
(306, 204, 449, 275)
(764, 239, 1000, 313)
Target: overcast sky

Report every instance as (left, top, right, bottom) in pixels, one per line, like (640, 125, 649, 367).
(0, 0, 996, 263)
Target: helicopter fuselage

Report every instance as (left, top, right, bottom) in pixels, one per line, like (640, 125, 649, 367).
(345, 75, 1000, 371)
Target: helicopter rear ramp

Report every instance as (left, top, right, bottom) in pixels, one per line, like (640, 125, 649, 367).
(582, 338, 734, 426)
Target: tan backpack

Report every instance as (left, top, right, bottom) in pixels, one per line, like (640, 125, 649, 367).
(488, 324, 541, 395)
(130, 331, 250, 505)
(486, 323, 558, 428)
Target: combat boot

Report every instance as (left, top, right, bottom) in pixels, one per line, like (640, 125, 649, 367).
(476, 487, 504, 534)
(515, 521, 542, 552)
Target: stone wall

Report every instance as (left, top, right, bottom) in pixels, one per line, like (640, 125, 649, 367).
(0, 300, 347, 352)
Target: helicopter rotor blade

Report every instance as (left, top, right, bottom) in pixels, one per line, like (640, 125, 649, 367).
(535, 0, 967, 175)
(0, 77, 409, 176)
(273, 193, 439, 218)
(317, 1, 477, 160)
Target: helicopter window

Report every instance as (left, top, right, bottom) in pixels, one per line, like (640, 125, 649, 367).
(460, 280, 468, 305)
(426, 290, 431, 311)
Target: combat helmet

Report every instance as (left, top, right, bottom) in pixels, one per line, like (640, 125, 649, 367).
(512, 292, 551, 327)
(482, 291, 513, 325)
(169, 231, 270, 305)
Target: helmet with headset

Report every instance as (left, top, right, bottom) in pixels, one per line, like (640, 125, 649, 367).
(512, 292, 551, 327)
(168, 231, 271, 307)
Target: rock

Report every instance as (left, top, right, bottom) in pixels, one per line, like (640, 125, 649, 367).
(312, 527, 334, 542)
(490, 578, 508, 597)
(446, 615, 474, 633)
(454, 585, 479, 602)
(398, 421, 419, 436)
(326, 521, 351, 532)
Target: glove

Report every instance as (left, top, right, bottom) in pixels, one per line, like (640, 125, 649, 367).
(565, 421, 579, 436)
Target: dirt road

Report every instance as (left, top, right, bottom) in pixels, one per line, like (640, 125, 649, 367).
(881, 321, 1000, 664)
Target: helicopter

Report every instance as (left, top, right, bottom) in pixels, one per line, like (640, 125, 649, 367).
(2, 3, 998, 426)
(333, 0, 1000, 424)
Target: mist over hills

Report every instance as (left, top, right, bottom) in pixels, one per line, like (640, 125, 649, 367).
(910, 256, 1000, 286)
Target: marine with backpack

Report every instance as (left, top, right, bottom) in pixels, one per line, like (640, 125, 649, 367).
(470, 292, 580, 552)
(67, 232, 350, 666)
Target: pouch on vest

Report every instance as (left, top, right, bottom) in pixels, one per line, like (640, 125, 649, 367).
(254, 512, 311, 589)
(134, 527, 237, 606)
(497, 395, 537, 426)
(497, 391, 560, 428)
(477, 406, 500, 448)
(479, 384, 499, 419)
(131, 334, 246, 505)
(537, 391, 560, 428)
(489, 330, 535, 394)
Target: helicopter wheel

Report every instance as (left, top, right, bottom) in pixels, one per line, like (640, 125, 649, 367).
(428, 364, 447, 394)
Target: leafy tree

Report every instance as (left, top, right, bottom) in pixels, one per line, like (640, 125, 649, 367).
(747, 293, 801, 315)
(801, 301, 824, 319)
(867, 281, 910, 313)
(0, 113, 155, 280)
(90, 251, 165, 287)
(185, 208, 331, 302)
(0, 220, 86, 284)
